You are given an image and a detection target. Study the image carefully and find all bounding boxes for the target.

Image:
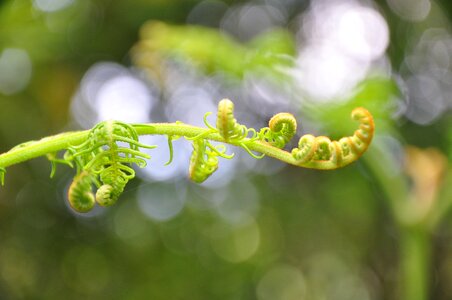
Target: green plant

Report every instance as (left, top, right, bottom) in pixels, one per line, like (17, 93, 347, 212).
(116, 15, 452, 300)
(0, 99, 374, 213)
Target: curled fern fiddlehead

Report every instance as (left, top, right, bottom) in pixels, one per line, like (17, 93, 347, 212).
(68, 120, 156, 211)
(259, 113, 297, 148)
(216, 99, 263, 159)
(0, 99, 375, 212)
(189, 139, 219, 183)
(217, 99, 256, 141)
(291, 134, 316, 163)
(348, 107, 374, 153)
(291, 107, 374, 169)
(95, 171, 128, 207)
(189, 139, 233, 183)
(67, 171, 96, 213)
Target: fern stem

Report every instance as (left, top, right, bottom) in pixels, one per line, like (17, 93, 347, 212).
(0, 122, 366, 171)
(399, 224, 430, 300)
(0, 131, 89, 169)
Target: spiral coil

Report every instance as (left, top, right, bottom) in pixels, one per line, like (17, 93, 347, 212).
(188, 139, 233, 183)
(66, 120, 155, 212)
(67, 171, 96, 213)
(0, 99, 375, 212)
(189, 139, 219, 183)
(258, 112, 297, 148)
(291, 107, 374, 169)
(216, 99, 257, 142)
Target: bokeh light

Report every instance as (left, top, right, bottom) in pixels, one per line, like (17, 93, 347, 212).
(295, 0, 389, 101)
(221, 3, 287, 42)
(401, 28, 452, 124)
(386, 0, 431, 21)
(187, 0, 229, 27)
(71, 62, 156, 128)
(95, 75, 153, 123)
(256, 264, 307, 300)
(137, 182, 186, 222)
(209, 216, 260, 263)
(137, 135, 190, 182)
(61, 246, 111, 294)
(33, 0, 74, 12)
(0, 48, 32, 95)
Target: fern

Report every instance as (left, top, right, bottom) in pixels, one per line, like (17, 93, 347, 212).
(0, 100, 374, 212)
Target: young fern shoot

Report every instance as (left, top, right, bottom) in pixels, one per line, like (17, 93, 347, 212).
(0, 99, 375, 213)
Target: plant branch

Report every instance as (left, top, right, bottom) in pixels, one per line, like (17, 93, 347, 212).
(0, 121, 370, 172)
(0, 103, 375, 212)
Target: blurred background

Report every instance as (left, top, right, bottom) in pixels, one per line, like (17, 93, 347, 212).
(0, 0, 451, 299)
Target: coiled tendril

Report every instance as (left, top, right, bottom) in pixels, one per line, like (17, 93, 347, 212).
(189, 139, 233, 183)
(291, 107, 374, 169)
(67, 171, 96, 213)
(216, 99, 263, 158)
(217, 99, 256, 141)
(0, 100, 375, 212)
(258, 113, 297, 148)
(67, 121, 155, 211)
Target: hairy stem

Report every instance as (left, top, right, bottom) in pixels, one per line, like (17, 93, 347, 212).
(0, 131, 89, 169)
(0, 122, 365, 171)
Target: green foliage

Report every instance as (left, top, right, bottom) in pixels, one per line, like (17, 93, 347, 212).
(66, 121, 155, 211)
(133, 22, 295, 81)
(0, 100, 374, 212)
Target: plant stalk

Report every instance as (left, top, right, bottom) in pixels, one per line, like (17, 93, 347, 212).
(399, 224, 430, 300)
(0, 122, 367, 172)
(363, 147, 433, 300)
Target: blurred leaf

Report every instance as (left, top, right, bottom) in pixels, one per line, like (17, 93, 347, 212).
(133, 21, 296, 81)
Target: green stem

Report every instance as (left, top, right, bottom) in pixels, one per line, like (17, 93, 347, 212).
(363, 147, 433, 300)
(0, 122, 364, 172)
(427, 168, 452, 230)
(0, 131, 89, 169)
(399, 224, 430, 300)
